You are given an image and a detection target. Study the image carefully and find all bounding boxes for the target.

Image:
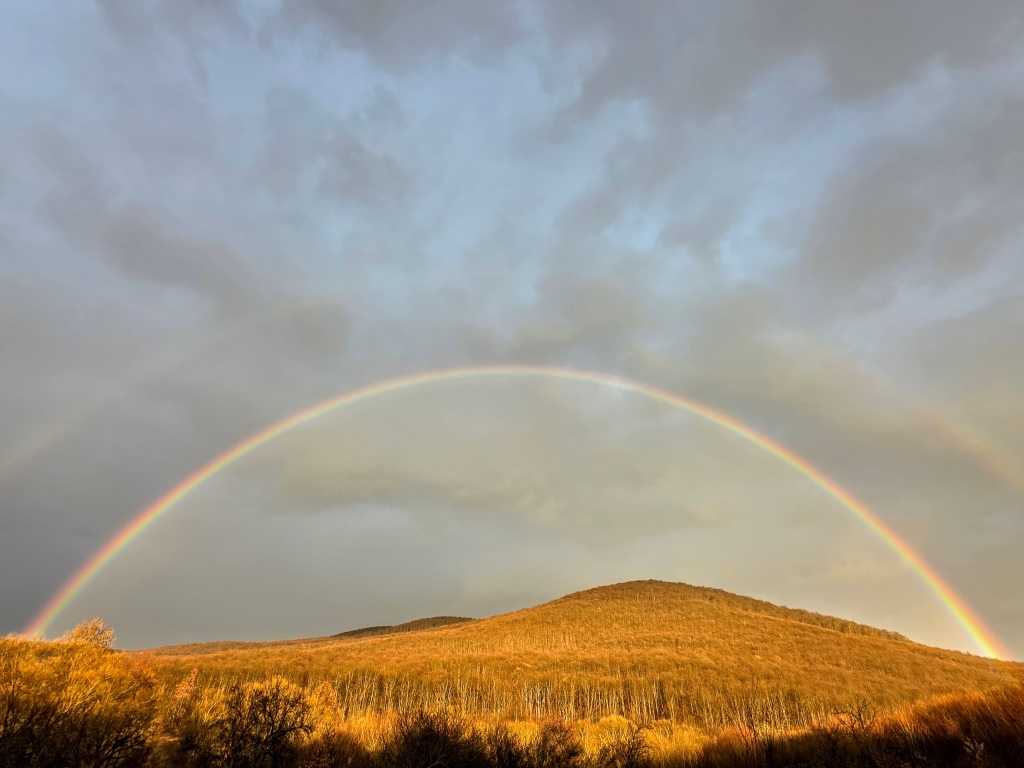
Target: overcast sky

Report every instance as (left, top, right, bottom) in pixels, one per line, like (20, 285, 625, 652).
(2, 1, 1023, 656)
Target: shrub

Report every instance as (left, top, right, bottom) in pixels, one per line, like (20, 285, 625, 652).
(596, 724, 651, 768)
(214, 677, 313, 768)
(60, 617, 116, 650)
(0, 632, 157, 768)
(531, 720, 585, 768)
(381, 709, 489, 768)
(159, 669, 222, 768)
(298, 730, 373, 768)
(483, 723, 532, 768)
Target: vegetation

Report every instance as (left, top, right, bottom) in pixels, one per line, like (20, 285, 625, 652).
(332, 616, 474, 640)
(3, 582, 1022, 766)
(144, 581, 1016, 724)
(0, 619, 157, 768)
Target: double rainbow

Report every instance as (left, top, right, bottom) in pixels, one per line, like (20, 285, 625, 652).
(25, 365, 1009, 659)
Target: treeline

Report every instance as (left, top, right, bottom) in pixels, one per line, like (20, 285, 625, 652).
(2, 624, 1023, 767)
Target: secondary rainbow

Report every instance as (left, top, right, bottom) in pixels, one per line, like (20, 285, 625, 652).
(8, 317, 1024, 507)
(25, 365, 1010, 659)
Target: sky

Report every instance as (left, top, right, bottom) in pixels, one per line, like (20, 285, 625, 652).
(1, 1, 1023, 656)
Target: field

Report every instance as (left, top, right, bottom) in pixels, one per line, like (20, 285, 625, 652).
(3, 580, 1023, 767)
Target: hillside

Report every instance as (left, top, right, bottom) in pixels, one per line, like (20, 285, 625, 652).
(140, 580, 1020, 724)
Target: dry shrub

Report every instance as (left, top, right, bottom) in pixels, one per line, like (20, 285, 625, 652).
(298, 730, 371, 768)
(60, 617, 116, 650)
(160, 669, 224, 768)
(531, 720, 585, 768)
(0, 629, 157, 768)
(595, 723, 651, 768)
(483, 723, 531, 768)
(160, 674, 314, 768)
(381, 708, 489, 768)
(215, 676, 313, 768)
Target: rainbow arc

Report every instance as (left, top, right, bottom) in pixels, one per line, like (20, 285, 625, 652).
(25, 365, 1010, 660)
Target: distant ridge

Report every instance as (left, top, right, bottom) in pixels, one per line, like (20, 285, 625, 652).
(332, 615, 474, 639)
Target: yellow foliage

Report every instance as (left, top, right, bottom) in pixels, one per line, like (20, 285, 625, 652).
(142, 581, 1020, 726)
(60, 616, 116, 649)
(3, 591, 1023, 767)
(0, 634, 157, 768)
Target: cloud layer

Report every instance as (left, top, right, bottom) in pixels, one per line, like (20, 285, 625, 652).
(1, 2, 1023, 656)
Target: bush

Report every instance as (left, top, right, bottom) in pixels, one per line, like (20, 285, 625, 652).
(60, 617, 116, 650)
(596, 724, 651, 768)
(298, 730, 373, 768)
(484, 723, 531, 768)
(531, 720, 585, 768)
(214, 677, 313, 768)
(381, 709, 489, 768)
(159, 669, 222, 768)
(0, 631, 157, 768)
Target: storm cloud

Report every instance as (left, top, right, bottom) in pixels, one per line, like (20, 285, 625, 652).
(1, 2, 1022, 657)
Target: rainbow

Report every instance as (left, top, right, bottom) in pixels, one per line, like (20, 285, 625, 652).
(24, 365, 1010, 659)
(7, 315, 1024, 512)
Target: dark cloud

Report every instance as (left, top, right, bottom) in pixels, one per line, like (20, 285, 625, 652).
(789, 91, 1024, 312)
(901, 296, 1024, 474)
(263, 0, 523, 70)
(97, 0, 248, 41)
(99, 204, 260, 310)
(316, 134, 410, 206)
(460, 276, 648, 364)
(542, 1, 1024, 119)
(259, 87, 411, 208)
(96, 0, 250, 81)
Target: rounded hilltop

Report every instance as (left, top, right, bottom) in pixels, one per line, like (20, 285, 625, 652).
(546, 579, 909, 640)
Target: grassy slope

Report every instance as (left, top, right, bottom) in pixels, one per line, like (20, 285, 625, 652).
(139, 580, 1021, 719)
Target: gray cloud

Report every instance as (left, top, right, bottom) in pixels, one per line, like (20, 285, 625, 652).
(99, 204, 260, 310)
(264, 0, 522, 70)
(542, 1, 1024, 120)
(316, 134, 410, 206)
(903, 295, 1024, 459)
(97, 0, 249, 42)
(259, 87, 411, 205)
(460, 276, 648, 365)
(789, 91, 1024, 312)
(95, 0, 250, 82)
(1, 1, 1022, 657)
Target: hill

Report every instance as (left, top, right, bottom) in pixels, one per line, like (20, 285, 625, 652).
(140, 580, 1020, 724)
(332, 615, 474, 639)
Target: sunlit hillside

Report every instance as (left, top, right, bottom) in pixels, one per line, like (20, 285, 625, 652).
(6, 581, 1024, 767)
(141, 580, 1019, 724)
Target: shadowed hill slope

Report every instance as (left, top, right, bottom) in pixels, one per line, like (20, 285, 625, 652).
(332, 615, 474, 639)
(140, 580, 1020, 722)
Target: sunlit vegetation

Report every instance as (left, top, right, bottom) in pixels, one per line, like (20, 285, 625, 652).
(145, 581, 1016, 723)
(4, 582, 1023, 766)
(0, 620, 157, 768)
